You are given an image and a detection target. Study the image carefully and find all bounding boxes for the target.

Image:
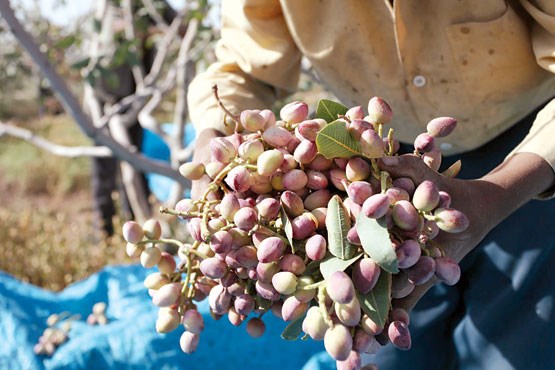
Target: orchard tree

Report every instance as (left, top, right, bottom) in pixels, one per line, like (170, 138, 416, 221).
(0, 0, 218, 230)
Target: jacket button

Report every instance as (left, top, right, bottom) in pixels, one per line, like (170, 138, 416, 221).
(412, 75, 426, 87)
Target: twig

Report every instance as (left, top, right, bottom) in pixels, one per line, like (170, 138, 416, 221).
(143, 7, 187, 87)
(0, 121, 112, 158)
(97, 90, 152, 128)
(212, 85, 240, 126)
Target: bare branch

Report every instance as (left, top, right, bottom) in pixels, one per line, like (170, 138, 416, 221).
(83, 84, 104, 128)
(96, 89, 152, 128)
(123, 0, 146, 87)
(108, 114, 151, 223)
(0, 121, 112, 158)
(171, 18, 199, 158)
(120, 160, 151, 224)
(143, 8, 186, 86)
(138, 89, 168, 139)
(142, 0, 170, 32)
(0, 1, 187, 186)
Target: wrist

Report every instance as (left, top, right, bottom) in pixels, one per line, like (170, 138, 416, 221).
(478, 152, 555, 221)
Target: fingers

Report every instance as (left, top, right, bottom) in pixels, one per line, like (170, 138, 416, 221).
(378, 154, 440, 186)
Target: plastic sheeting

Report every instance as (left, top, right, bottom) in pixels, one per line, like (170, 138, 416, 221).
(0, 264, 336, 370)
(141, 124, 196, 203)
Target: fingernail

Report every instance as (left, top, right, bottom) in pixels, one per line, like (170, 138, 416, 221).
(380, 156, 399, 166)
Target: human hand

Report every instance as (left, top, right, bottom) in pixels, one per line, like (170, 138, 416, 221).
(378, 151, 555, 314)
(377, 154, 498, 313)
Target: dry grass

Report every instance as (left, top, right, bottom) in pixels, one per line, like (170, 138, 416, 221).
(0, 113, 133, 291)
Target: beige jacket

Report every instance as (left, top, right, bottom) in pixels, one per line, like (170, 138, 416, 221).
(187, 0, 555, 181)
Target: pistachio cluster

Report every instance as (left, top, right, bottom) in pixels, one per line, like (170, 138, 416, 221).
(123, 96, 468, 369)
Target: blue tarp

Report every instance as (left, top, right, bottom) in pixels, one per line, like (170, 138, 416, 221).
(0, 264, 337, 370)
(141, 124, 196, 202)
(0, 126, 339, 369)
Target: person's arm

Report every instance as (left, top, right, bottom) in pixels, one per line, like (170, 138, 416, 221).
(507, 0, 555, 199)
(380, 0, 555, 314)
(186, 0, 301, 198)
(187, 0, 301, 136)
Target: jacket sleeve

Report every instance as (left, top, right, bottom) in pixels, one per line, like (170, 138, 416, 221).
(187, 0, 302, 135)
(508, 0, 555, 198)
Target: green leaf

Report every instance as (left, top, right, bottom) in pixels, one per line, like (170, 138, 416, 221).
(97, 65, 120, 89)
(84, 69, 98, 87)
(320, 253, 363, 280)
(316, 121, 362, 159)
(55, 35, 76, 49)
(70, 57, 90, 70)
(280, 206, 296, 253)
(125, 50, 141, 66)
(356, 213, 398, 273)
(316, 99, 348, 123)
(93, 19, 102, 33)
(304, 259, 321, 277)
(281, 312, 306, 341)
(326, 195, 355, 260)
(357, 270, 391, 328)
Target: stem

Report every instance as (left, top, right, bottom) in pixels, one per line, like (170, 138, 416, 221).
(220, 224, 234, 232)
(337, 114, 351, 123)
(380, 170, 390, 193)
(180, 254, 193, 306)
(201, 211, 212, 242)
(370, 159, 381, 180)
(196, 161, 240, 241)
(243, 164, 258, 171)
(186, 272, 198, 300)
(159, 206, 202, 218)
(300, 280, 326, 291)
(213, 164, 235, 182)
(183, 246, 210, 261)
(422, 213, 437, 222)
(212, 85, 240, 129)
(138, 238, 209, 260)
(387, 128, 395, 155)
